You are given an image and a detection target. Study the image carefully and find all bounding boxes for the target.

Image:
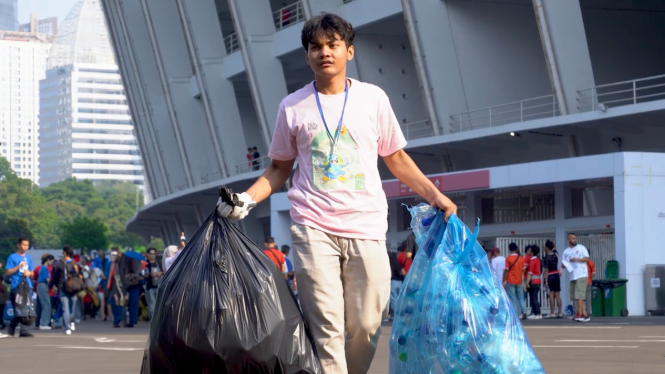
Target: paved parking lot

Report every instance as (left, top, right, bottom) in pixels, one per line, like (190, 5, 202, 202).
(1, 317, 664, 373)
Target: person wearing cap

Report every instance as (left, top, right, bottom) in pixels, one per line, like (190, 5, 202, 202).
(489, 247, 505, 281)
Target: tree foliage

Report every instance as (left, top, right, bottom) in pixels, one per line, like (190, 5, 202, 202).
(60, 216, 110, 251)
(0, 156, 148, 269)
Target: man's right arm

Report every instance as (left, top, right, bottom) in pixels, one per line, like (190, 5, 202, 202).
(245, 159, 295, 204)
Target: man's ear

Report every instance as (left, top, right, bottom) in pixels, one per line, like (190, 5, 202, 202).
(304, 49, 310, 65)
(347, 45, 355, 61)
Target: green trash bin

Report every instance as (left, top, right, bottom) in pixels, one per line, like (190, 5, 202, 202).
(591, 281, 605, 317)
(601, 279, 629, 317)
(606, 260, 620, 279)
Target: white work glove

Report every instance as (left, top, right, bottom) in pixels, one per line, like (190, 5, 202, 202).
(217, 192, 255, 221)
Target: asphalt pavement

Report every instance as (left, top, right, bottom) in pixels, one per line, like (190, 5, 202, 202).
(1, 317, 664, 373)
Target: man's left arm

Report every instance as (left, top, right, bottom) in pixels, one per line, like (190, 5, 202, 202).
(382, 149, 457, 220)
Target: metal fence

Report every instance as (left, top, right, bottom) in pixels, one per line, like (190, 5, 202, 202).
(496, 234, 615, 315)
(577, 74, 665, 112)
(236, 155, 271, 174)
(273, 2, 304, 31)
(224, 32, 239, 54)
(449, 95, 560, 133)
(400, 119, 434, 140)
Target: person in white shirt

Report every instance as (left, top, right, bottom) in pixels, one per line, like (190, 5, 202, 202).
(561, 233, 590, 322)
(489, 247, 506, 281)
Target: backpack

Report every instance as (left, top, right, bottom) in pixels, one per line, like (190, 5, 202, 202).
(64, 262, 84, 294)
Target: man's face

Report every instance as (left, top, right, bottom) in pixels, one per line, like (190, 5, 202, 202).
(16, 240, 29, 253)
(306, 33, 354, 79)
(265, 241, 275, 249)
(99, 252, 105, 261)
(526, 248, 532, 256)
(148, 251, 156, 261)
(568, 234, 577, 247)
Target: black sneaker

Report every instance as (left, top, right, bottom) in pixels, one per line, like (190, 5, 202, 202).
(19, 331, 34, 338)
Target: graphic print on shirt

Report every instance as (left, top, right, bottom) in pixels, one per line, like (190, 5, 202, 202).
(311, 125, 364, 191)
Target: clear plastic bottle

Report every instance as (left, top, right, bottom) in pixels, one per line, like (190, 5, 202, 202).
(477, 353, 504, 374)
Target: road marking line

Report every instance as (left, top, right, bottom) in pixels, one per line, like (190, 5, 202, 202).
(557, 340, 665, 343)
(95, 338, 116, 343)
(639, 336, 665, 338)
(524, 326, 621, 329)
(533, 345, 638, 349)
(36, 345, 142, 352)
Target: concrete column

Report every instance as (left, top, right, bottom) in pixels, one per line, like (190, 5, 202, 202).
(401, 0, 467, 134)
(464, 192, 478, 230)
(304, 0, 341, 16)
(554, 183, 570, 306)
(535, 0, 596, 114)
(613, 153, 665, 316)
(228, 0, 289, 146)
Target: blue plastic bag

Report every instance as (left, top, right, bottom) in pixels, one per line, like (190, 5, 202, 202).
(389, 205, 545, 374)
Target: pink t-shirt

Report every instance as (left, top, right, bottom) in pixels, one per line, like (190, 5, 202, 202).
(268, 79, 407, 240)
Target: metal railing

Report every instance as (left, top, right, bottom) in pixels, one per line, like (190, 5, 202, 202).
(577, 74, 665, 112)
(201, 170, 224, 184)
(400, 119, 434, 140)
(449, 95, 560, 133)
(273, 2, 304, 31)
(236, 155, 271, 175)
(224, 32, 240, 54)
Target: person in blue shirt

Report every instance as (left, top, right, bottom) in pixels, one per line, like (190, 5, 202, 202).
(36, 254, 54, 330)
(4, 237, 35, 337)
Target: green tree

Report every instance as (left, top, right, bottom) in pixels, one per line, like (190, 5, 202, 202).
(146, 237, 165, 252)
(60, 216, 110, 251)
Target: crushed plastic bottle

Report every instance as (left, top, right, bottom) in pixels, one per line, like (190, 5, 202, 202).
(389, 204, 545, 374)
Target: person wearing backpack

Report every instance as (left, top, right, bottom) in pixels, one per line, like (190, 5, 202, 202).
(5, 238, 35, 338)
(49, 245, 83, 335)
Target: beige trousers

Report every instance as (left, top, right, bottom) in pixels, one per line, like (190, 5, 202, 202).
(290, 224, 391, 374)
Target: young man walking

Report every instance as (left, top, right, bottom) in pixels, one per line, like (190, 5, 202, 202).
(144, 248, 163, 320)
(489, 247, 505, 280)
(562, 233, 590, 322)
(217, 13, 456, 373)
(49, 245, 83, 335)
(503, 243, 527, 320)
(543, 240, 563, 318)
(5, 238, 35, 337)
(263, 237, 286, 273)
(36, 254, 55, 330)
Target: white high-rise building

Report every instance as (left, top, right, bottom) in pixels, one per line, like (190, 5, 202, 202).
(39, 0, 144, 187)
(0, 22, 53, 184)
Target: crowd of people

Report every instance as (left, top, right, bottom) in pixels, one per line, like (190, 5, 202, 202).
(0, 237, 185, 338)
(489, 233, 596, 322)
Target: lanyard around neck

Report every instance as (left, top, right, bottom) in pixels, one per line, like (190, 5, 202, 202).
(313, 80, 349, 154)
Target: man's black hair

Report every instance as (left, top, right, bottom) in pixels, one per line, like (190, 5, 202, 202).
(301, 12, 355, 51)
(509, 243, 518, 252)
(531, 245, 540, 257)
(525, 245, 532, 252)
(265, 236, 275, 243)
(41, 253, 52, 265)
(545, 240, 554, 250)
(63, 245, 74, 258)
(281, 245, 290, 254)
(17, 237, 29, 245)
(147, 247, 157, 254)
(567, 232, 576, 237)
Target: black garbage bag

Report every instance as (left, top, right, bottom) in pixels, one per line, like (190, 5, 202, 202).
(141, 187, 322, 374)
(14, 278, 36, 326)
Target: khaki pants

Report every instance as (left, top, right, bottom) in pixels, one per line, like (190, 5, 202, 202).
(290, 224, 391, 374)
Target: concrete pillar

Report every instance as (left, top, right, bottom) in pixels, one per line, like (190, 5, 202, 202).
(536, 0, 596, 114)
(464, 192, 478, 230)
(303, 0, 341, 17)
(554, 183, 570, 307)
(228, 0, 289, 147)
(613, 153, 665, 316)
(401, 0, 467, 134)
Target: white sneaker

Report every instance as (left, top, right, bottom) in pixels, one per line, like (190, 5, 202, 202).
(70, 322, 75, 331)
(39, 326, 52, 330)
(527, 314, 542, 320)
(557, 313, 564, 318)
(65, 329, 72, 336)
(0, 332, 8, 339)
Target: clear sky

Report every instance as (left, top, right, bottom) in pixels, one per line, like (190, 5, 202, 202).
(18, 0, 82, 25)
